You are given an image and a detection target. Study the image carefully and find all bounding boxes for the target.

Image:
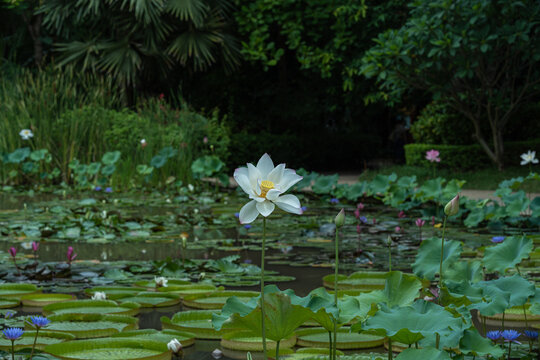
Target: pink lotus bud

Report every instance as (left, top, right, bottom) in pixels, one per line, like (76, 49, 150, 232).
(431, 216, 436, 226)
(356, 203, 364, 210)
(415, 219, 425, 228)
(32, 242, 39, 252)
(67, 246, 77, 263)
(354, 209, 360, 219)
(444, 194, 460, 216)
(334, 209, 345, 227)
(395, 226, 401, 233)
(398, 211, 406, 218)
(8, 247, 16, 258)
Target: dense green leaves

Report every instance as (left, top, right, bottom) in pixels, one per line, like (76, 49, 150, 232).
(412, 237, 462, 280)
(483, 236, 533, 273)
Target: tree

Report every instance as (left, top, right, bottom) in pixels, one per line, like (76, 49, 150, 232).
(38, 0, 240, 99)
(360, 0, 540, 170)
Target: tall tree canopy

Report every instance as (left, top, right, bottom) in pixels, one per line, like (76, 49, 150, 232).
(361, 0, 540, 169)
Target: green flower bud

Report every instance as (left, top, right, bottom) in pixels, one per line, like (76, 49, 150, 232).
(444, 194, 460, 216)
(334, 209, 345, 227)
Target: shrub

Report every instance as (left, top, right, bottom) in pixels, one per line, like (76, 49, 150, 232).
(405, 140, 540, 170)
(410, 102, 475, 145)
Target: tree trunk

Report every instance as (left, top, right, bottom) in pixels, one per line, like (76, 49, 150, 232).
(22, 13, 43, 67)
(492, 126, 505, 171)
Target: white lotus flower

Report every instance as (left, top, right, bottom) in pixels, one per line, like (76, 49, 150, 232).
(211, 348, 223, 359)
(520, 150, 539, 165)
(167, 338, 182, 353)
(234, 154, 303, 224)
(154, 276, 168, 287)
(91, 291, 107, 300)
(19, 129, 33, 140)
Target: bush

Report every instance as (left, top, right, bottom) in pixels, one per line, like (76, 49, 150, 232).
(405, 140, 540, 170)
(410, 102, 475, 145)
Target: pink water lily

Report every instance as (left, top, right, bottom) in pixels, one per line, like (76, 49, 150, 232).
(415, 218, 426, 228)
(234, 154, 303, 224)
(425, 149, 441, 163)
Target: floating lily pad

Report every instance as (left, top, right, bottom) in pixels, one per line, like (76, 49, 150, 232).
(44, 338, 171, 360)
(117, 292, 181, 308)
(479, 305, 540, 327)
(111, 329, 196, 348)
(161, 310, 229, 339)
(43, 300, 140, 316)
(0, 283, 41, 298)
(157, 284, 220, 299)
(183, 291, 259, 310)
(0, 330, 75, 351)
(295, 327, 385, 349)
(323, 271, 388, 290)
(221, 330, 296, 351)
(84, 286, 147, 300)
(134, 279, 190, 290)
(21, 293, 76, 307)
(37, 313, 138, 339)
(0, 297, 20, 308)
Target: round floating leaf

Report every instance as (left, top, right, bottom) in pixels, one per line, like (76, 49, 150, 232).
(183, 291, 259, 310)
(133, 279, 190, 290)
(0, 283, 41, 298)
(458, 328, 504, 358)
(84, 286, 147, 300)
(295, 327, 385, 349)
(323, 271, 388, 290)
(40, 313, 138, 339)
(0, 330, 75, 351)
(101, 151, 121, 165)
(221, 330, 296, 351)
(412, 237, 462, 280)
(395, 348, 451, 360)
(21, 293, 75, 307)
(43, 299, 140, 316)
(0, 297, 20, 308)
(162, 310, 231, 339)
(117, 292, 181, 308)
(483, 236, 533, 273)
(44, 338, 170, 360)
(157, 284, 219, 299)
(110, 329, 196, 348)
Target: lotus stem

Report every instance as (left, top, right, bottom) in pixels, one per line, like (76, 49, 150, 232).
(508, 341, 512, 359)
(30, 327, 39, 360)
(388, 338, 393, 360)
(11, 340, 15, 360)
(438, 216, 447, 298)
(333, 223, 339, 360)
(387, 236, 392, 272)
(516, 266, 529, 327)
(502, 311, 505, 331)
(261, 217, 267, 359)
(328, 331, 332, 360)
(275, 340, 280, 360)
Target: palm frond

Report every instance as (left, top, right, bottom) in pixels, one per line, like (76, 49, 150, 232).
(166, 0, 208, 27)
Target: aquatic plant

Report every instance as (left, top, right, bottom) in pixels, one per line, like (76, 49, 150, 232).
(66, 246, 77, 268)
(332, 209, 345, 360)
(167, 338, 182, 354)
(8, 247, 20, 276)
(234, 153, 303, 358)
(439, 194, 459, 289)
(19, 129, 34, 140)
(28, 316, 50, 360)
(2, 327, 23, 360)
(425, 149, 441, 163)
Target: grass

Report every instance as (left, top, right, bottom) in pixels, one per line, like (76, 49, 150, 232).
(357, 165, 540, 192)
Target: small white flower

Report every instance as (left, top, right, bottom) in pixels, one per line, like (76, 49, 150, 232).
(101, 210, 107, 219)
(140, 139, 146, 144)
(19, 129, 34, 140)
(155, 276, 168, 287)
(234, 153, 303, 224)
(211, 348, 223, 359)
(187, 184, 194, 192)
(21, 242, 33, 250)
(199, 272, 206, 280)
(92, 291, 107, 300)
(520, 150, 539, 166)
(167, 338, 182, 353)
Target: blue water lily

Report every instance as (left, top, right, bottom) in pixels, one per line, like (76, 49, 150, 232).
(2, 328, 23, 340)
(30, 315, 50, 328)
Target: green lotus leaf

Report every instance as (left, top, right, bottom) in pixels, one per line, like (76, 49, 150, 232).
(162, 310, 227, 339)
(295, 327, 385, 349)
(381, 271, 422, 308)
(464, 208, 486, 228)
(312, 174, 339, 194)
(212, 286, 313, 340)
(30, 149, 48, 161)
(443, 281, 484, 307)
(358, 300, 462, 345)
(7, 147, 31, 164)
(20, 293, 75, 307)
(40, 313, 138, 339)
(158, 146, 178, 159)
(101, 151, 121, 165)
(0, 283, 40, 298)
(483, 236, 533, 273)
(475, 275, 535, 309)
(322, 271, 387, 290)
(87, 162, 102, 175)
(395, 347, 451, 360)
(458, 328, 504, 357)
(183, 290, 259, 310)
(502, 191, 529, 217)
(117, 292, 181, 307)
(368, 174, 396, 195)
(110, 329, 196, 348)
(44, 338, 170, 360)
(412, 237, 462, 280)
(150, 155, 167, 169)
(445, 260, 483, 283)
(101, 164, 116, 176)
(43, 299, 140, 316)
(415, 178, 444, 201)
(84, 286, 147, 300)
(0, 330, 75, 351)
